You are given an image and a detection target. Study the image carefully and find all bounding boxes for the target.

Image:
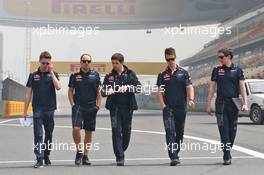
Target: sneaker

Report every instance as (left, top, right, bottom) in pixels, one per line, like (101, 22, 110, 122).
(75, 152, 83, 165)
(223, 159, 232, 165)
(170, 159, 181, 166)
(44, 155, 51, 166)
(82, 155, 91, 165)
(34, 159, 44, 169)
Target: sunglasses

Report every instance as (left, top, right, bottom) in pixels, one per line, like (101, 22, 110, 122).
(218, 55, 225, 59)
(82, 60, 92, 64)
(41, 61, 50, 65)
(166, 58, 175, 62)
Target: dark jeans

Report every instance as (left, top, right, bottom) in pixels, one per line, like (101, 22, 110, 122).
(33, 110, 55, 160)
(215, 97, 238, 161)
(110, 106, 133, 162)
(163, 106, 186, 160)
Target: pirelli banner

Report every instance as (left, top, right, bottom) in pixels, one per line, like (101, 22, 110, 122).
(30, 61, 166, 75)
(1, 0, 262, 28)
(2, 0, 184, 21)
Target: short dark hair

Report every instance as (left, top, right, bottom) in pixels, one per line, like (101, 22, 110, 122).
(165, 48, 176, 57)
(218, 48, 233, 59)
(80, 53, 92, 61)
(39, 51, 52, 61)
(111, 53, 124, 63)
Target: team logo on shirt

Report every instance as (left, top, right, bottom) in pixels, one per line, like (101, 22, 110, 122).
(163, 74, 170, 80)
(108, 76, 114, 83)
(218, 69, 225, 76)
(76, 75, 82, 81)
(176, 73, 184, 78)
(231, 69, 237, 74)
(34, 74, 41, 81)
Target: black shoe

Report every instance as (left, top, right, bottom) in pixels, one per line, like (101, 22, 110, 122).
(223, 159, 232, 165)
(170, 159, 181, 166)
(44, 156, 51, 166)
(34, 159, 44, 169)
(82, 155, 91, 165)
(75, 152, 83, 165)
(116, 160, 125, 166)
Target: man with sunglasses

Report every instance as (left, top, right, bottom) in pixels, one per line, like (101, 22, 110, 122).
(207, 48, 248, 165)
(68, 53, 102, 166)
(23, 51, 61, 168)
(101, 53, 141, 166)
(156, 48, 195, 166)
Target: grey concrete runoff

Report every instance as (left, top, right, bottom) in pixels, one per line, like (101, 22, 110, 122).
(0, 111, 263, 175)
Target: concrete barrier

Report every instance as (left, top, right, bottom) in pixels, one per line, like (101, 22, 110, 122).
(0, 78, 32, 117)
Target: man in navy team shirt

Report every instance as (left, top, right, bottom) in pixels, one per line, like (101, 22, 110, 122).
(24, 51, 61, 168)
(68, 53, 102, 166)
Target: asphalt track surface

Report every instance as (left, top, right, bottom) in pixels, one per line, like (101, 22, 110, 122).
(0, 110, 264, 175)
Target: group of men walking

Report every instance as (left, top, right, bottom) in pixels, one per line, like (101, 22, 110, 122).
(23, 47, 248, 168)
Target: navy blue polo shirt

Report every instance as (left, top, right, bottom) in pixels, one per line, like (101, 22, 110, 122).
(68, 69, 101, 108)
(211, 64, 245, 98)
(157, 66, 192, 111)
(26, 68, 59, 111)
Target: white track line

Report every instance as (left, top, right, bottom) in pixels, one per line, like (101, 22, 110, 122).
(130, 128, 264, 160)
(1, 123, 264, 159)
(0, 118, 18, 124)
(0, 156, 256, 164)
